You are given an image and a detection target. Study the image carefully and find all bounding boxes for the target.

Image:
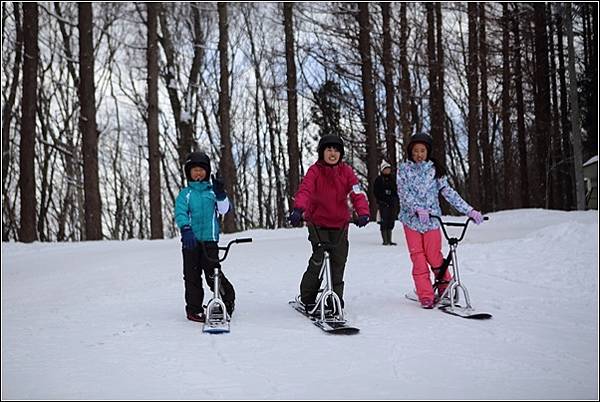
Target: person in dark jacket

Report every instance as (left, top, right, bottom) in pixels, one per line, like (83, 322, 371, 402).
(374, 160, 400, 245)
(174, 151, 236, 323)
(288, 135, 370, 313)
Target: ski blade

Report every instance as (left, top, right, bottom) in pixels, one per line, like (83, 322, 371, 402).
(289, 300, 360, 334)
(406, 290, 490, 319)
(439, 306, 492, 320)
(314, 320, 360, 334)
(202, 320, 230, 333)
(404, 291, 418, 302)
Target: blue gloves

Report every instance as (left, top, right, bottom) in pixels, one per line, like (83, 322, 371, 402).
(415, 208, 430, 224)
(211, 174, 226, 201)
(288, 208, 303, 227)
(467, 209, 484, 224)
(180, 225, 197, 249)
(356, 215, 369, 227)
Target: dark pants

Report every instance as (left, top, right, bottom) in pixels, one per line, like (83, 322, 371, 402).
(378, 204, 397, 230)
(300, 225, 349, 306)
(182, 241, 235, 315)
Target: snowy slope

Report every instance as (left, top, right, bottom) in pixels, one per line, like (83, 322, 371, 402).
(2, 209, 598, 399)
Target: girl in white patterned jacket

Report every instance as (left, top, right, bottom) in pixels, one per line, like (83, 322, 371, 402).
(397, 134, 484, 309)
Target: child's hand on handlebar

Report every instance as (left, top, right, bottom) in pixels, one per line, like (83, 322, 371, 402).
(467, 209, 484, 224)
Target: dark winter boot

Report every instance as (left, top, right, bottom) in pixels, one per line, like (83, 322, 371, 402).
(387, 229, 397, 246)
(381, 229, 389, 245)
(186, 311, 206, 323)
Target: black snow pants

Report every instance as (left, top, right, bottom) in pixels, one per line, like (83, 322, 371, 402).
(182, 241, 235, 315)
(300, 225, 349, 307)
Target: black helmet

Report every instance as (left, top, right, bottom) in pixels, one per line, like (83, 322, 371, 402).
(407, 133, 432, 161)
(184, 151, 211, 181)
(317, 135, 345, 161)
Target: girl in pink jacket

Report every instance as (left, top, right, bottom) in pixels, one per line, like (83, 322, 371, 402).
(288, 135, 370, 313)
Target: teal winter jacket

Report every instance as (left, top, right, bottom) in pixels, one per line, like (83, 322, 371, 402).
(174, 181, 228, 242)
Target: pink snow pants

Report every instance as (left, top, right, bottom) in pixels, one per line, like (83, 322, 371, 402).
(403, 224, 450, 302)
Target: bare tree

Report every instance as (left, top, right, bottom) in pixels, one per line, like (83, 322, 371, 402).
(398, 2, 413, 150)
(283, 2, 300, 207)
(547, 3, 563, 209)
(2, 3, 23, 241)
(532, 3, 552, 208)
(501, 3, 512, 209)
(78, 2, 102, 240)
(146, 2, 163, 239)
(426, 4, 440, 150)
(478, 3, 492, 211)
(555, 9, 574, 209)
(2, 3, 21, 185)
(18, 2, 38, 243)
(564, 3, 586, 210)
(380, 2, 397, 168)
(157, 3, 206, 169)
(243, 5, 286, 228)
(356, 3, 378, 218)
(434, 3, 447, 172)
(218, 3, 238, 232)
(512, 4, 529, 208)
(467, 3, 481, 206)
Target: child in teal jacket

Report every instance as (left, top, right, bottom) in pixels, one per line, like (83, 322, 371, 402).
(174, 152, 235, 322)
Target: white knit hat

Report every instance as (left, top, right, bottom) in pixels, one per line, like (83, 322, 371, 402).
(380, 160, 392, 172)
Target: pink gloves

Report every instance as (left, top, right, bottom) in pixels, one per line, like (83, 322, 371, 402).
(415, 208, 430, 224)
(467, 209, 484, 224)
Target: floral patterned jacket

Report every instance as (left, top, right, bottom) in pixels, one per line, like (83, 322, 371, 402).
(397, 160, 473, 233)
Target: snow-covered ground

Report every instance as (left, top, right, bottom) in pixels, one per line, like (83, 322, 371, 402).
(2, 209, 598, 399)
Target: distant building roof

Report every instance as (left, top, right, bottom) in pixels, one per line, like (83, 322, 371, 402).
(583, 155, 598, 167)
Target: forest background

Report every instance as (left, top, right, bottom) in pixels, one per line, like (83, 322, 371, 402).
(1, 2, 597, 242)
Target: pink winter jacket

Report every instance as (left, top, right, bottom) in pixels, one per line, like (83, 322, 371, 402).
(293, 161, 370, 228)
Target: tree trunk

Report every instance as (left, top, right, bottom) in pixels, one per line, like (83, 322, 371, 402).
(478, 3, 492, 211)
(381, 2, 397, 169)
(356, 3, 378, 219)
(78, 3, 103, 240)
(467, 3, 481, 207)
(547, 3, 563, 210)
(512, 5, 529, 208)
(533, 3, 552, 208)
(146, 2, 163, 239)
(426, 4, 441, 159)
(254, 83, 264, 227)
(398, 2, 412, 152)
(434, 2, 446, 173)
(218, 3, 238, 232)
(564, 4, 587, 210)
(555, 10, 574, 209)
(18, 2, 38, 243)
(501, 3, 512, 210)
(283, 3, 300, 207)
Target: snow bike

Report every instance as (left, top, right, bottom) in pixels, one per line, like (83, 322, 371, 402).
(289, 225, 360, 334)
(199, 237, 252, 333)
(405, 214, 492, 320)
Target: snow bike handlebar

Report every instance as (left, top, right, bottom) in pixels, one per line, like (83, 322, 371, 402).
(429, 214, 489, 245)
(199, 238, 253, 263)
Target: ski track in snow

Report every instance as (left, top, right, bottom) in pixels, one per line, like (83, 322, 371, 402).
(2, 209, 598, 399)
